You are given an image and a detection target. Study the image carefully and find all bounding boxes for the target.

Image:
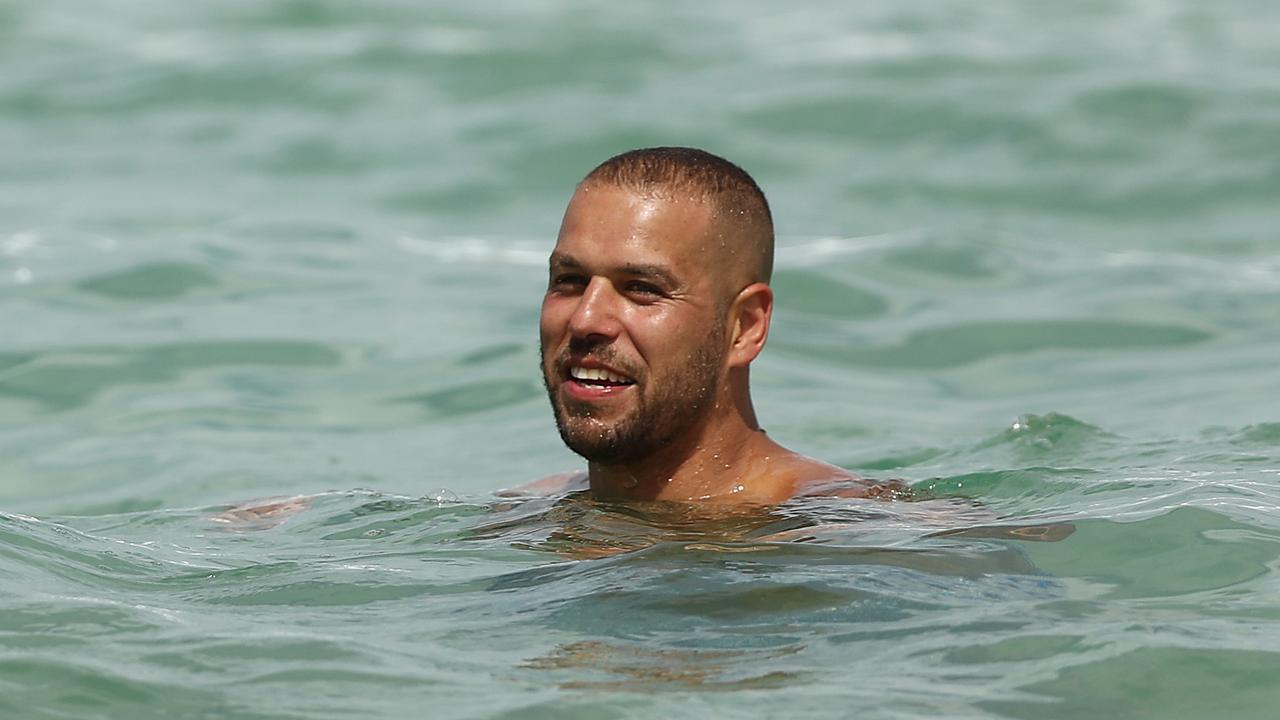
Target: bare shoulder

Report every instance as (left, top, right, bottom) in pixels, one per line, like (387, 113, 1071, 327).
(497, 471, 589, 498)
(760, 449, 1074, 542)
(780, 455, 911, 500)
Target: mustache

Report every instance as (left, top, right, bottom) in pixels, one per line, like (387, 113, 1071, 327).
(556, 337, 640, 380)
(567, 336, 604, 356)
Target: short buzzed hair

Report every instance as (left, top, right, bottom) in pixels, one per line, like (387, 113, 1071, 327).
(582, 147, 774, 283)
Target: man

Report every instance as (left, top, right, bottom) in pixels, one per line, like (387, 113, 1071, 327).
(533, 147, 885, 503)
(222, 148, 1070, 542)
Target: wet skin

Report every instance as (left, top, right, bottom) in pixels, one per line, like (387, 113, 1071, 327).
(540, 184, 728, 469)
(539, 183, 867, 503)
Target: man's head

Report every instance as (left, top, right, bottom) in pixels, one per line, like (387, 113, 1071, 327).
(539, 147, 775, 465)
(580, 147, 774, 289)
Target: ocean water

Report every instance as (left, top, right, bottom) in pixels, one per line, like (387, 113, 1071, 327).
(3, 0, 1280, 717)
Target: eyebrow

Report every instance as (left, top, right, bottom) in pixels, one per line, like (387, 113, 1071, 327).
(549, 253, 682, 289)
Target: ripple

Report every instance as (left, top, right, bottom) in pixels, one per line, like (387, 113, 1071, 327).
(771, 269, 888, 318)
(1024, 506, 1279, 599)
(850, 447, 945, 471)
(1233, 422, 1280, 446)
(525, 640, 803, 691)
(983, 647, 1280, 719)
(978, 412, 1115, 454)
(0, 657, 224, 715)
(915, 466, 1100, 502)
(0, 341, 341, 410)
(394, 379, 539, 417)
(0, 512, 202, 590)
(0, 352, 33, 373)
(885, 243, 1003, 279)
(258, 137, 377, 175)
(76, 261, 218, 300)
(1072, 82, 1204, 131)
(455, 342, 525, 365)
(742, 96, 1054, 148)
(781, 320, 1212, 369)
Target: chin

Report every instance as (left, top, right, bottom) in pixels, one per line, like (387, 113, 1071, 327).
(567, 442, 643, 466)
(556, 419, 637, 465)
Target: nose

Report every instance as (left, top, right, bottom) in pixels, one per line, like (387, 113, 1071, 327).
(567, 277, 622, 342)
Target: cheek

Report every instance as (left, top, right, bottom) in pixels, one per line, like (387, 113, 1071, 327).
(540, 298, 567, 344)
(630, 308, 706, 359)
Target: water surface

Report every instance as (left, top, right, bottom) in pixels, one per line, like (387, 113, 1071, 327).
(2, 0, 1280, 717)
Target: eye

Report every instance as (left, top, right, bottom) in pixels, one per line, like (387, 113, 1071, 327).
(550, 273, 587, 292)
(625, 281, 665, 299)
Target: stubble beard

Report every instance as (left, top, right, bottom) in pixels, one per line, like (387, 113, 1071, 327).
(541, 331, 726, 466)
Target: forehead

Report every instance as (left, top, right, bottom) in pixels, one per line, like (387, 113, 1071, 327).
(553, 184, 719, 269)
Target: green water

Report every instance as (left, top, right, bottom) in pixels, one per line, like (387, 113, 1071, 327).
(3, 0, 1280, 717)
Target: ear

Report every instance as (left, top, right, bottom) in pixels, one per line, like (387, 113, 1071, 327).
(726, 282, 773, 368)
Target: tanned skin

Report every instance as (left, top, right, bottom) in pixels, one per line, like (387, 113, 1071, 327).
(536, 182, 874, 503)
(220, 173, 1069, 546)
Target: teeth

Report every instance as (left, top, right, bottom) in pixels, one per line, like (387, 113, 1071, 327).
(570, 366, 630, 384)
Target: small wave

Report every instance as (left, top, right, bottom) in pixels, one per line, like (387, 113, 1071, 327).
(395, 235, 545, 266)
(977, 412, 1116, 454)
(779, 320, 1212, 370)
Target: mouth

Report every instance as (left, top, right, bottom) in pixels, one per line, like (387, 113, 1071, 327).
(561, 361, 636, 399)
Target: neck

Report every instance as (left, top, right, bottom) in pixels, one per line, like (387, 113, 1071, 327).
(587, 374, 778, 502)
